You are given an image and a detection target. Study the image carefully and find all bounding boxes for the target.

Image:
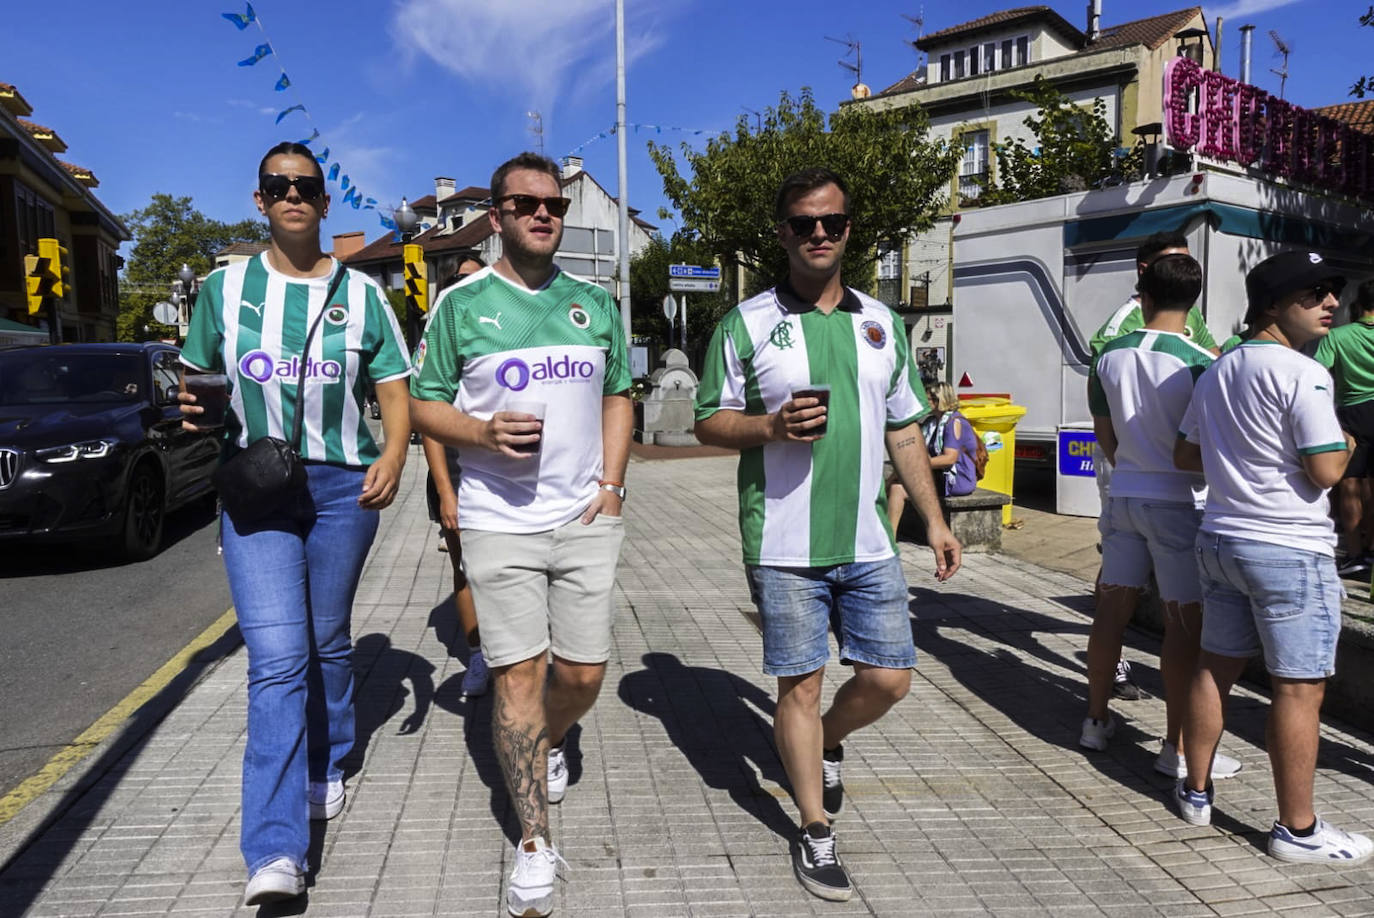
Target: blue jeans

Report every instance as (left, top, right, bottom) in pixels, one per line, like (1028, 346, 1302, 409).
(746, 555, 915, 677)
(221, 461, 379, 874)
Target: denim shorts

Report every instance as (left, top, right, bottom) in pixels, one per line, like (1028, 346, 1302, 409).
(1101, 496, 1203, 604)
(1194, 532, 1342, 679)
(745, 555, 915, 678)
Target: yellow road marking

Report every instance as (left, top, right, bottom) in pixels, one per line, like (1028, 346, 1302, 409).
(0, 607, 239, 827)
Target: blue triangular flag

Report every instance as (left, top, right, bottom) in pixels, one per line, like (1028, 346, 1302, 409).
(340, 175, 350, 191)
(297, 128, 319, 145)
(275, 103, 305, 124)
(274, 72, 291, 91)
(237, 43, 272, 66)
(314, 146, 330, 164)
(221, 4, 256, 29)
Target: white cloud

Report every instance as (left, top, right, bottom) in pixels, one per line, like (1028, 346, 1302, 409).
(1203, 0, 1302, 20)
(389, 0, 681, 113)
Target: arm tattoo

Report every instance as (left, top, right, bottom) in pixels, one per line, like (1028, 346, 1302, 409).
(893, 436, 919, 451)
(491, 685, 549, 840)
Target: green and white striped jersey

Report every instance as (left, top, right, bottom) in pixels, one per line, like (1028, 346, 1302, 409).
(181, 254, 411, 466)
(410, 266, 630, 533)
(696, 282, 930, 567)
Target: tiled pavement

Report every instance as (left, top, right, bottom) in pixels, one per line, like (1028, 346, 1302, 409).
(2, 451, 1373, 916)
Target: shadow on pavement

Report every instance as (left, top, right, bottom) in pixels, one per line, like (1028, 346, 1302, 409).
(0, 622, 243, 914)
(618, 652, 796, 841)
(343, 633, 435, 779)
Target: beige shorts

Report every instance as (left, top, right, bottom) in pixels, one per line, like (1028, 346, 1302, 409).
(459, 514, 625, 667)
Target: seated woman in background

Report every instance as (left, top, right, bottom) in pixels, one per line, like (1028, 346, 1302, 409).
(887, 382, 979, 536)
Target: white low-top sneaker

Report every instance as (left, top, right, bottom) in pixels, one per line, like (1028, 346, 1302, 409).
(244, 857, 305, 906)
(1269, 818, 1374, 864)
(1154, 741, 1242, 780)
(547, 743, 568, 804)
(308, 778, 345, 820)
(506, 836, 567, 917)
(1079, 715, 1116, 751)
(1171, 779, 1213, 827)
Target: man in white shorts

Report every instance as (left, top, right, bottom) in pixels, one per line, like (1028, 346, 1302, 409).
(411, 152, 633, 915)
(1083, 252, 1240, 781)
(1173, 250, 1372, 864)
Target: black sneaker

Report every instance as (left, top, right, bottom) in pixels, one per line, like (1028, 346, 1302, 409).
(1112, 659, 1142, 701)
(822, 745, 844, 819)
(792, 822, 852, 902)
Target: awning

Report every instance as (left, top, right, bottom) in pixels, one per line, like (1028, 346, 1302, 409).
(0, 316, 48, 346)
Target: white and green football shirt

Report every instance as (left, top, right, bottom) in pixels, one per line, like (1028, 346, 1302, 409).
(1088, 329, 1212, 503)
(410, 266, 630, 533)
(696, 282, 930, 567)
(181, 254, 411, 466)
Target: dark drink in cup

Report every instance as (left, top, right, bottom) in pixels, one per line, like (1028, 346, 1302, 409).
(185, 374, 229, 429)
(508, 400, 546, 455)
(791, 384, 831, 437)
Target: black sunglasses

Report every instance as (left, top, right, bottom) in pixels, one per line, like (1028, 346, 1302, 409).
(259, 173, 326, 202)
(496, 194, 571, 219)
(782, 213, 849, 240)
(1304, 283, 1338, 302)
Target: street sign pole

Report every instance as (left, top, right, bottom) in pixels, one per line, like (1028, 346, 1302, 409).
(680, 294, 687, 353)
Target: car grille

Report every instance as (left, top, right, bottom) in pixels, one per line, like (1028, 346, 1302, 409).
(0, 448, 17, 489)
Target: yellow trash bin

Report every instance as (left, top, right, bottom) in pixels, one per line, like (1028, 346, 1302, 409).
(959, 397, 1027, 525)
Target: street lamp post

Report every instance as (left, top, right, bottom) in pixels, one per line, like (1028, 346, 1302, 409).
(393, 198, 421, 351)
(177, 264, 198, 337)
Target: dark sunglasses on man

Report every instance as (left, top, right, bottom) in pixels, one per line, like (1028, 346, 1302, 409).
(782, 213, 849, 240)
(259, 173, 326, 202)
(496, 194, 571, 219)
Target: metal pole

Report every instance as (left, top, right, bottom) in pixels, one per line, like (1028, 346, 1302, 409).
(1240, 25, 1254, 84)
(615, 0, 632, 344)
(680, 294, 687, 355)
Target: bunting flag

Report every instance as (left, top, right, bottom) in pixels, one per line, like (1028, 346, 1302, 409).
(379, 215, 398, 231)
(297, 128, 319, 146)
(275, 103, 306, 124)
(274, 72, 291, 91)
(340, 174, 350, 191)
(343, 187, 362, 209)
(221, 3, 256, 29)
(327, 162, 340, 181)
(314, 146, 330, 163)
(565, 122, 713, 156)
(237, 43, 272, 66)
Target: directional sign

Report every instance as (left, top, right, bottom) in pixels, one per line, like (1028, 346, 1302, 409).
(669, 278, 719, 293)
(668, 264, 721, 279)
(662, 294, 678, 321)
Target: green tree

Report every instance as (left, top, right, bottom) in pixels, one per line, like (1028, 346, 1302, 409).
(1352, 6, 1374, 97)
(980, 76, 1142, 205)
(628, 232, 734, 367)
(647, 88, 961, 292)
(117, 194, 269, 341)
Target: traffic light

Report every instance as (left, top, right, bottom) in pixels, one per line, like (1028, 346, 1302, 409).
(403, 244, 428, 313)
(37, 238, 69, 299)
(24, 251, 56, 316)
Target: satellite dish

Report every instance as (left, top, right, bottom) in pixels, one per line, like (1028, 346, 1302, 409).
(152, 301, 178, 325)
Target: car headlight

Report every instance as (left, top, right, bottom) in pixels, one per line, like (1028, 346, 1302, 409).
(35, 439, 120, 463)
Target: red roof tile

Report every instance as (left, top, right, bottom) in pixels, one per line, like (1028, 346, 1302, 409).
(1314, 100, 1374, 135)
(439, 185, 490, 205)
(916, 6, 1077, 50)
(58, 160, 98, 186)
(1090, 7, 1202, 52)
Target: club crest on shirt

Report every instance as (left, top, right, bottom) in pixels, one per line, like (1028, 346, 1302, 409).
(861, 320, 886, 349)
(325, 305, 348, 326)
(414, 339, 427, 370)
(769, 319, 795, 350)
(568, 305, 591, 329)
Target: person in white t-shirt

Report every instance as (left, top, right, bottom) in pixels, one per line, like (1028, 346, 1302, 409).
(1082, 254, 1241, 780)
(1173, 250, 1372, 865)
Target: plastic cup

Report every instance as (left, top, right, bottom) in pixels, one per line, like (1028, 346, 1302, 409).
(507, 400, 546, 455)
(185, 374, 229, 429)
(791, 384, 830, 437)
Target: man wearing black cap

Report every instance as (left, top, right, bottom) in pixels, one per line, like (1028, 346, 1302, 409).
(1172, 250, 1372, 864)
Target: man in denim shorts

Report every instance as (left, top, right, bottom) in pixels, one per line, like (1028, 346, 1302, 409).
(1083, 252, 1241, 780)
(695, 168, 961, 901)
(1174, 250, 1371, 864)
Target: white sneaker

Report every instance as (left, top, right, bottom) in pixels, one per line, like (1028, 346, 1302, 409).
(244, 857, 305, 905)
(506, 836, 567, 917)
(308, 779, 345, 820)
(547, 744, 568, 804)
(1079, 715, 1116, 751)
(1154, 741, 1242, 780)
(460, 649, 490, 698)
(1171, 779, 1213, 826)
(1269, 818, 1374, 864)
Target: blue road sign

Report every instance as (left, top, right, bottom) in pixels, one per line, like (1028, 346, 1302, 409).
(668, 264, 721, 279)
(1058, 429, 1096, 477)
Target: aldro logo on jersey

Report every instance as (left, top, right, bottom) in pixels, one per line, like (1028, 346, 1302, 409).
(239, 350, 343, 384)
(769, 320, 795, 350)
(495, 354, 596, 391)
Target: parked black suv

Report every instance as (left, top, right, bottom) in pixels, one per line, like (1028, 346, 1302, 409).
(0, 342, 219, 559)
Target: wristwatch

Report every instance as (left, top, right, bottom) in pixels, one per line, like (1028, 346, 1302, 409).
(599, 480, 627, 500)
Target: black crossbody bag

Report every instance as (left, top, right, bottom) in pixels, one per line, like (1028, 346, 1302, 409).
(213, 268, 346, 522)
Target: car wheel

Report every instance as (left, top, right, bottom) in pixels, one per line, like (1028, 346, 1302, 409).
(121, 464, 165, 561)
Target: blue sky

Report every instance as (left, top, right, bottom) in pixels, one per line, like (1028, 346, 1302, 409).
(2, 0, 1361, 254)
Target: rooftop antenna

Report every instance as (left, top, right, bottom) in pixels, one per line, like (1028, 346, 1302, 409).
(526, 110, 544, 155)
(825, 34, 863, 93)
(902, 8, 926, 70)
(1268, 29, 1290, 99)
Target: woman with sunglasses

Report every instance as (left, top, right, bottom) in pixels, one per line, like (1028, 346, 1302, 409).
(178, 141, 412, 905)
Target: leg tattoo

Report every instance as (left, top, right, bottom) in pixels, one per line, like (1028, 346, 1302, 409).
(492, 684, 549, 840)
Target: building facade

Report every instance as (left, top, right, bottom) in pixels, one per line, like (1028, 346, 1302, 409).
(0, 81, 129, 342)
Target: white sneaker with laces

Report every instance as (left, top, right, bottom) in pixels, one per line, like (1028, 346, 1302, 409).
(460, 648, 490, 697)
(308, 779, 344, 820)
(506, 836, 567, 917)
(1269, 818, 1374, 864)
(1154, 741, 1242, 780)
(1171, 779, 1213, 826)
(244, 857, 305, 905)
(1079, 715, 1116, 751)
(547, 744, 568, 804)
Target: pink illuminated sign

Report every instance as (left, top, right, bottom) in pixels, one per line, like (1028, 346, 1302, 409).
(1163, 57, 1373, 200)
